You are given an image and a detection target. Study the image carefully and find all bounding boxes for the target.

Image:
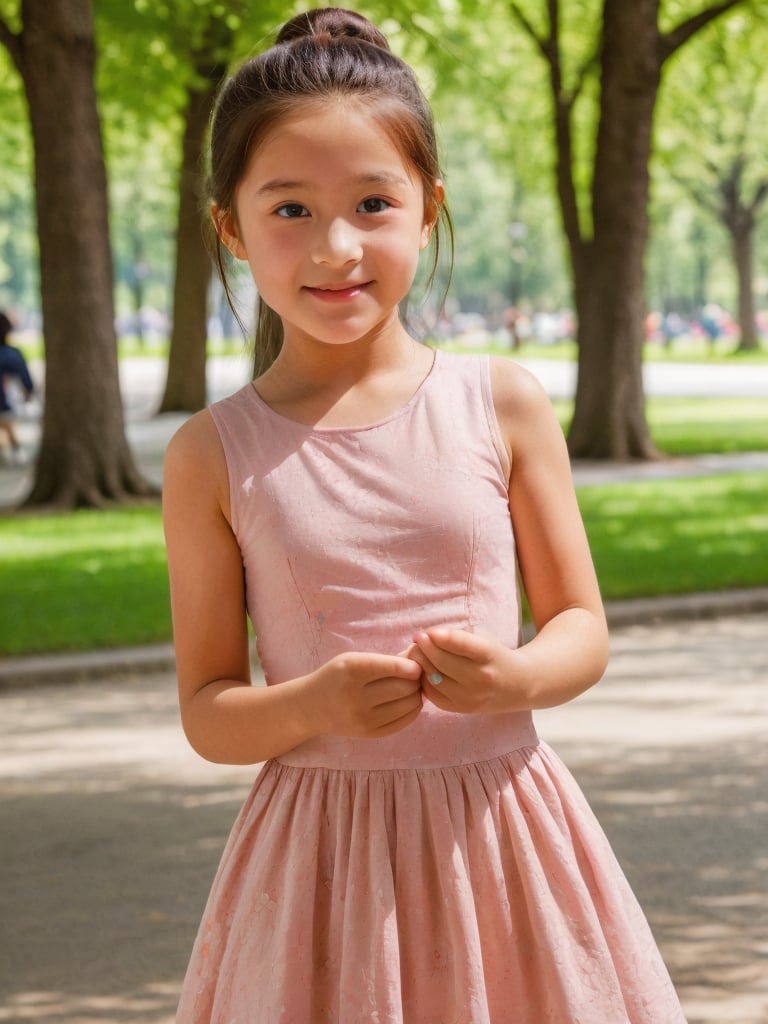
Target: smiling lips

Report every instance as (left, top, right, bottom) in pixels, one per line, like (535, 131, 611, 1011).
(305, 282, 370, 302)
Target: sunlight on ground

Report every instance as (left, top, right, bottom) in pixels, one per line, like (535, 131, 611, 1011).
(0, 984, 178, 1023)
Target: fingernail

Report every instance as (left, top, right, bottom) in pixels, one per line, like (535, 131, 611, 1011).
(428, 672, 444, 686)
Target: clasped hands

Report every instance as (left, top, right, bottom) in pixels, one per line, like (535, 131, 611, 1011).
(405, 627, 520, 716)
(312, 627, 527, 739)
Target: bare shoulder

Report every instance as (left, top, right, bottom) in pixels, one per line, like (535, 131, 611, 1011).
(163, 409, 229, 515)
(488, 354, 551, 412)
(487, 355, 562, 463)
(162, 407, 221, 471)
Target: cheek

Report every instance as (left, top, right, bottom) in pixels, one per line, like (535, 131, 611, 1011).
(246, 232, 296, 285)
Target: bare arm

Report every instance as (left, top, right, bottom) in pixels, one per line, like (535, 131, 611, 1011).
(496, 357, 609, 705)
(413, 358, 608, 712)
(163, 412, 422, 765)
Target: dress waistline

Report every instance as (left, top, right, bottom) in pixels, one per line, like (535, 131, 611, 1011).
(275, 707, 539, 771)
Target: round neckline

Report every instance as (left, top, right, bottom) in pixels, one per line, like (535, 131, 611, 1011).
(247, 347, 441, 435)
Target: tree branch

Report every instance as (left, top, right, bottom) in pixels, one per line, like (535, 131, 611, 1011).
(659, 0, 746, 63)
(571, 44, 601, 105)
(748, 179, 768, 215)
(508, 1, 549, 60)
(703, 154, 725, 179)
(671, 170, 720, 217)
(0, 16, 24, 75)
(509, 0, 589, 262)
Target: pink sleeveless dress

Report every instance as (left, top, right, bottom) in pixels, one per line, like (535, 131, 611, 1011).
(177, 351, 686, 1023)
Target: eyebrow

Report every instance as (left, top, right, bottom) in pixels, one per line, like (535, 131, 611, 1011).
(254, 172, 410, 196)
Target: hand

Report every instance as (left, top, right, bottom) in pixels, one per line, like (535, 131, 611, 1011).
(307, 651, 424, 738)
(411, 627, 525, 715)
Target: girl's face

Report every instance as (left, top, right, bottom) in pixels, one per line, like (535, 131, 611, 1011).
(216, 100, 439, 350)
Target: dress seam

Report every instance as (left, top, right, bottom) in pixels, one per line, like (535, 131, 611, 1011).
(272, 739, 542, 775)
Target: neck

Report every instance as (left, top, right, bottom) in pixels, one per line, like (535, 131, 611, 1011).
(252, 314, 436, 428)
(266, 316, 420, 393)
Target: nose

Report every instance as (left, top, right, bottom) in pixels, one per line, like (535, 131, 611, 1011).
(311, 217, 363, 267)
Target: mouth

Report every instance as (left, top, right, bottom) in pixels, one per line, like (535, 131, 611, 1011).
(304, 282, 370, 302)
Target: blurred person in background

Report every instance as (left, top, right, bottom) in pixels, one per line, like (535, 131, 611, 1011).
(0, 311, 36, 465)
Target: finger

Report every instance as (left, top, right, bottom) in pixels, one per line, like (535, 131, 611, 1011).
(415, 627, 488, 660)
(387, 655, 424, 679)
(396, 659, 424, 681)
(367, 676, 423, 707)
(398, 642, 428, 668)
(400, 642, 439, 680)
(422, 669, 449, 691)
(414, 653, 447, 688)
(353, 653, 422, 682)
(373, 699, 423, 735)
(420, 668, 459, 712)
(372, 692, 423, 730)
(411, 631, 468, 681)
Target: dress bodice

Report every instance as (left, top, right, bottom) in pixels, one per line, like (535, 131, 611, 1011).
(208, 350, 536, 768)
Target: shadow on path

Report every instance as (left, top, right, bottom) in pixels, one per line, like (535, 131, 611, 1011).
(1, 615, 766, 1023)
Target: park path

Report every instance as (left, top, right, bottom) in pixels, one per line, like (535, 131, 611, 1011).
(0, 613, 766, 1024)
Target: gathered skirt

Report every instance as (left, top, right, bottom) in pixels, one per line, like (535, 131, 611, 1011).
(176, 740, 686, 1023)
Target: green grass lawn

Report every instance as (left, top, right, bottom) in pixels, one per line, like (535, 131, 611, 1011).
(0, 505, 171, 656)
(1, 471, 766, 657)
(580, 472, 768, 599)
(647, 397, 768, 455)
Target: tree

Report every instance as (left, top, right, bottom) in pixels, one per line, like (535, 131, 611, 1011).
(96, 0, 285, 412)
(657, 14, 768, 351)
(158, 26, 232, 412)
(0, 0, 152, 506)
(508, 0, 747, 458)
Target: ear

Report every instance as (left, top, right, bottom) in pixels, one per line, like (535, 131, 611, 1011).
(211, 203, 247, 260)
(420, 179, 445, 251)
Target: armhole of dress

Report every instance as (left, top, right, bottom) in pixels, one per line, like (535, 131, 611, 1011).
(207, 401, 240, 538)
(479, 355, 512, 483)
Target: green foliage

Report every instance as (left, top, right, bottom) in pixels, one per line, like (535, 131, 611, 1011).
(656, 10, 768, 218)
(91, 0, 295, 325)
(502, 0, 605, 240)
(652, 6, 768, 315)
(414, 115, 570, 314)
(2, 0, 768, 329)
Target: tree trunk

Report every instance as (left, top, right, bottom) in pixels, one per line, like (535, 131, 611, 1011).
(158, 58, 225, 413)
(14, 0, 152, 507)
(509, 0, 745, 458)
(567, 0, 661, 459)
(728, 217, 757, 352)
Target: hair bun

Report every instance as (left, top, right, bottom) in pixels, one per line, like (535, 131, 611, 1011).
(276, 7, 390, 51)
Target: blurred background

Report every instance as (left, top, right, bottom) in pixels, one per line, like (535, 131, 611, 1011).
(0, 0, 766, 505)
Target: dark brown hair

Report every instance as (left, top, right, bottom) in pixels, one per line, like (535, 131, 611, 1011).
(208, 7, 453, 374)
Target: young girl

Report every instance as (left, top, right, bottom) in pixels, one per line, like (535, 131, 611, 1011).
(163, 9, 687, 1022)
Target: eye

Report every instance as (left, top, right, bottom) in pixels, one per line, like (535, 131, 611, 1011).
(275, 203, 309, 218)
(357, 197, 391, 214)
